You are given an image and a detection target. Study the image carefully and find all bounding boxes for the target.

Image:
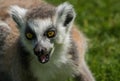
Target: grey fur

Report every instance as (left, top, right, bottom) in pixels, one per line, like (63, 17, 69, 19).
(0, 2, 95, 81)
(0, 21, 10, 54)
(26, 3, 55, 19)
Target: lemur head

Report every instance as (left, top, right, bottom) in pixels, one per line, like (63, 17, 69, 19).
(9, 2, 76, 64)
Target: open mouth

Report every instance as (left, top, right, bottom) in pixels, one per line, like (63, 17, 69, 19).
(34, 48, 54, 64)
(38, 54, 49, 64)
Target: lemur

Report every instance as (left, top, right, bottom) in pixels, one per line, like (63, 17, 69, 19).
(0, 0, 95, 81)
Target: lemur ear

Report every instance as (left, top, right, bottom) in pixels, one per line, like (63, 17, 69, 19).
(9, 5, 27, 28)
(55, 2, 76, 27)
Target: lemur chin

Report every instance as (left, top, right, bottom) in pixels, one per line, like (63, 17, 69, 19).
(0, 0, 95, 81)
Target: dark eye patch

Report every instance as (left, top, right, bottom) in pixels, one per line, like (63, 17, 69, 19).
(25, 24, 36, 40)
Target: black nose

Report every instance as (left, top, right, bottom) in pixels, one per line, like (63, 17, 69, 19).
(34, 45, 47, 56)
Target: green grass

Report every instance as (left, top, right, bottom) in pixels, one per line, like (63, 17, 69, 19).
(45, 0, 120, 81)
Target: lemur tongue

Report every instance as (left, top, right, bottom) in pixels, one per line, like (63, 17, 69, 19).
(39, 54, 49, 64)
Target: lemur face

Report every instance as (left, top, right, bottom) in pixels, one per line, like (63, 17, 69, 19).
(24, 18, 56, 63)
(9, 2, 76, 64)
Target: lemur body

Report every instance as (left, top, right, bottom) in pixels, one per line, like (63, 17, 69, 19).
(0, 0, 95, 81)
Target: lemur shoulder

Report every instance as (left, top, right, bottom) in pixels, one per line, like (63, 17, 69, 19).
(0, 0, 95, 81)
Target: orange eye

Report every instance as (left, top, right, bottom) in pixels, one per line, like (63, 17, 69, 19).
(48, 31, 54, 36)
(47, 31, 56, 38)
(26, 33, 33, 40)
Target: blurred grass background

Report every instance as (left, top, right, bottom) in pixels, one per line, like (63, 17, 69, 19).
(45, 0, 120, 81)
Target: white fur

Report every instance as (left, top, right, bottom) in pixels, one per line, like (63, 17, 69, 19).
(28, 18, 53, 40)
(9, 2, 76, 81)
(55, 2, 76, 32)
(30, 35, 73, 81)
(9, 5, 27, 27)
(9, 5, 27, 17)
(26, 3, 75, 81)
(27, 18, 73, 81)
(0, 21, 11, 30)
(17, 18, 52, 55)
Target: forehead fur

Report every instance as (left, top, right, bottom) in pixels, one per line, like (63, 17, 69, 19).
(26, 3, 55, 19)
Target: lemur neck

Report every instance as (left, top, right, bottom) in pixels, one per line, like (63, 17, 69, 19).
(18, 39, 31, 66)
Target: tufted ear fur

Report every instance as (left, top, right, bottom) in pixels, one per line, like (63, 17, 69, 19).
(55, 2, 76, 29)
(9, 5, 27, 28)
